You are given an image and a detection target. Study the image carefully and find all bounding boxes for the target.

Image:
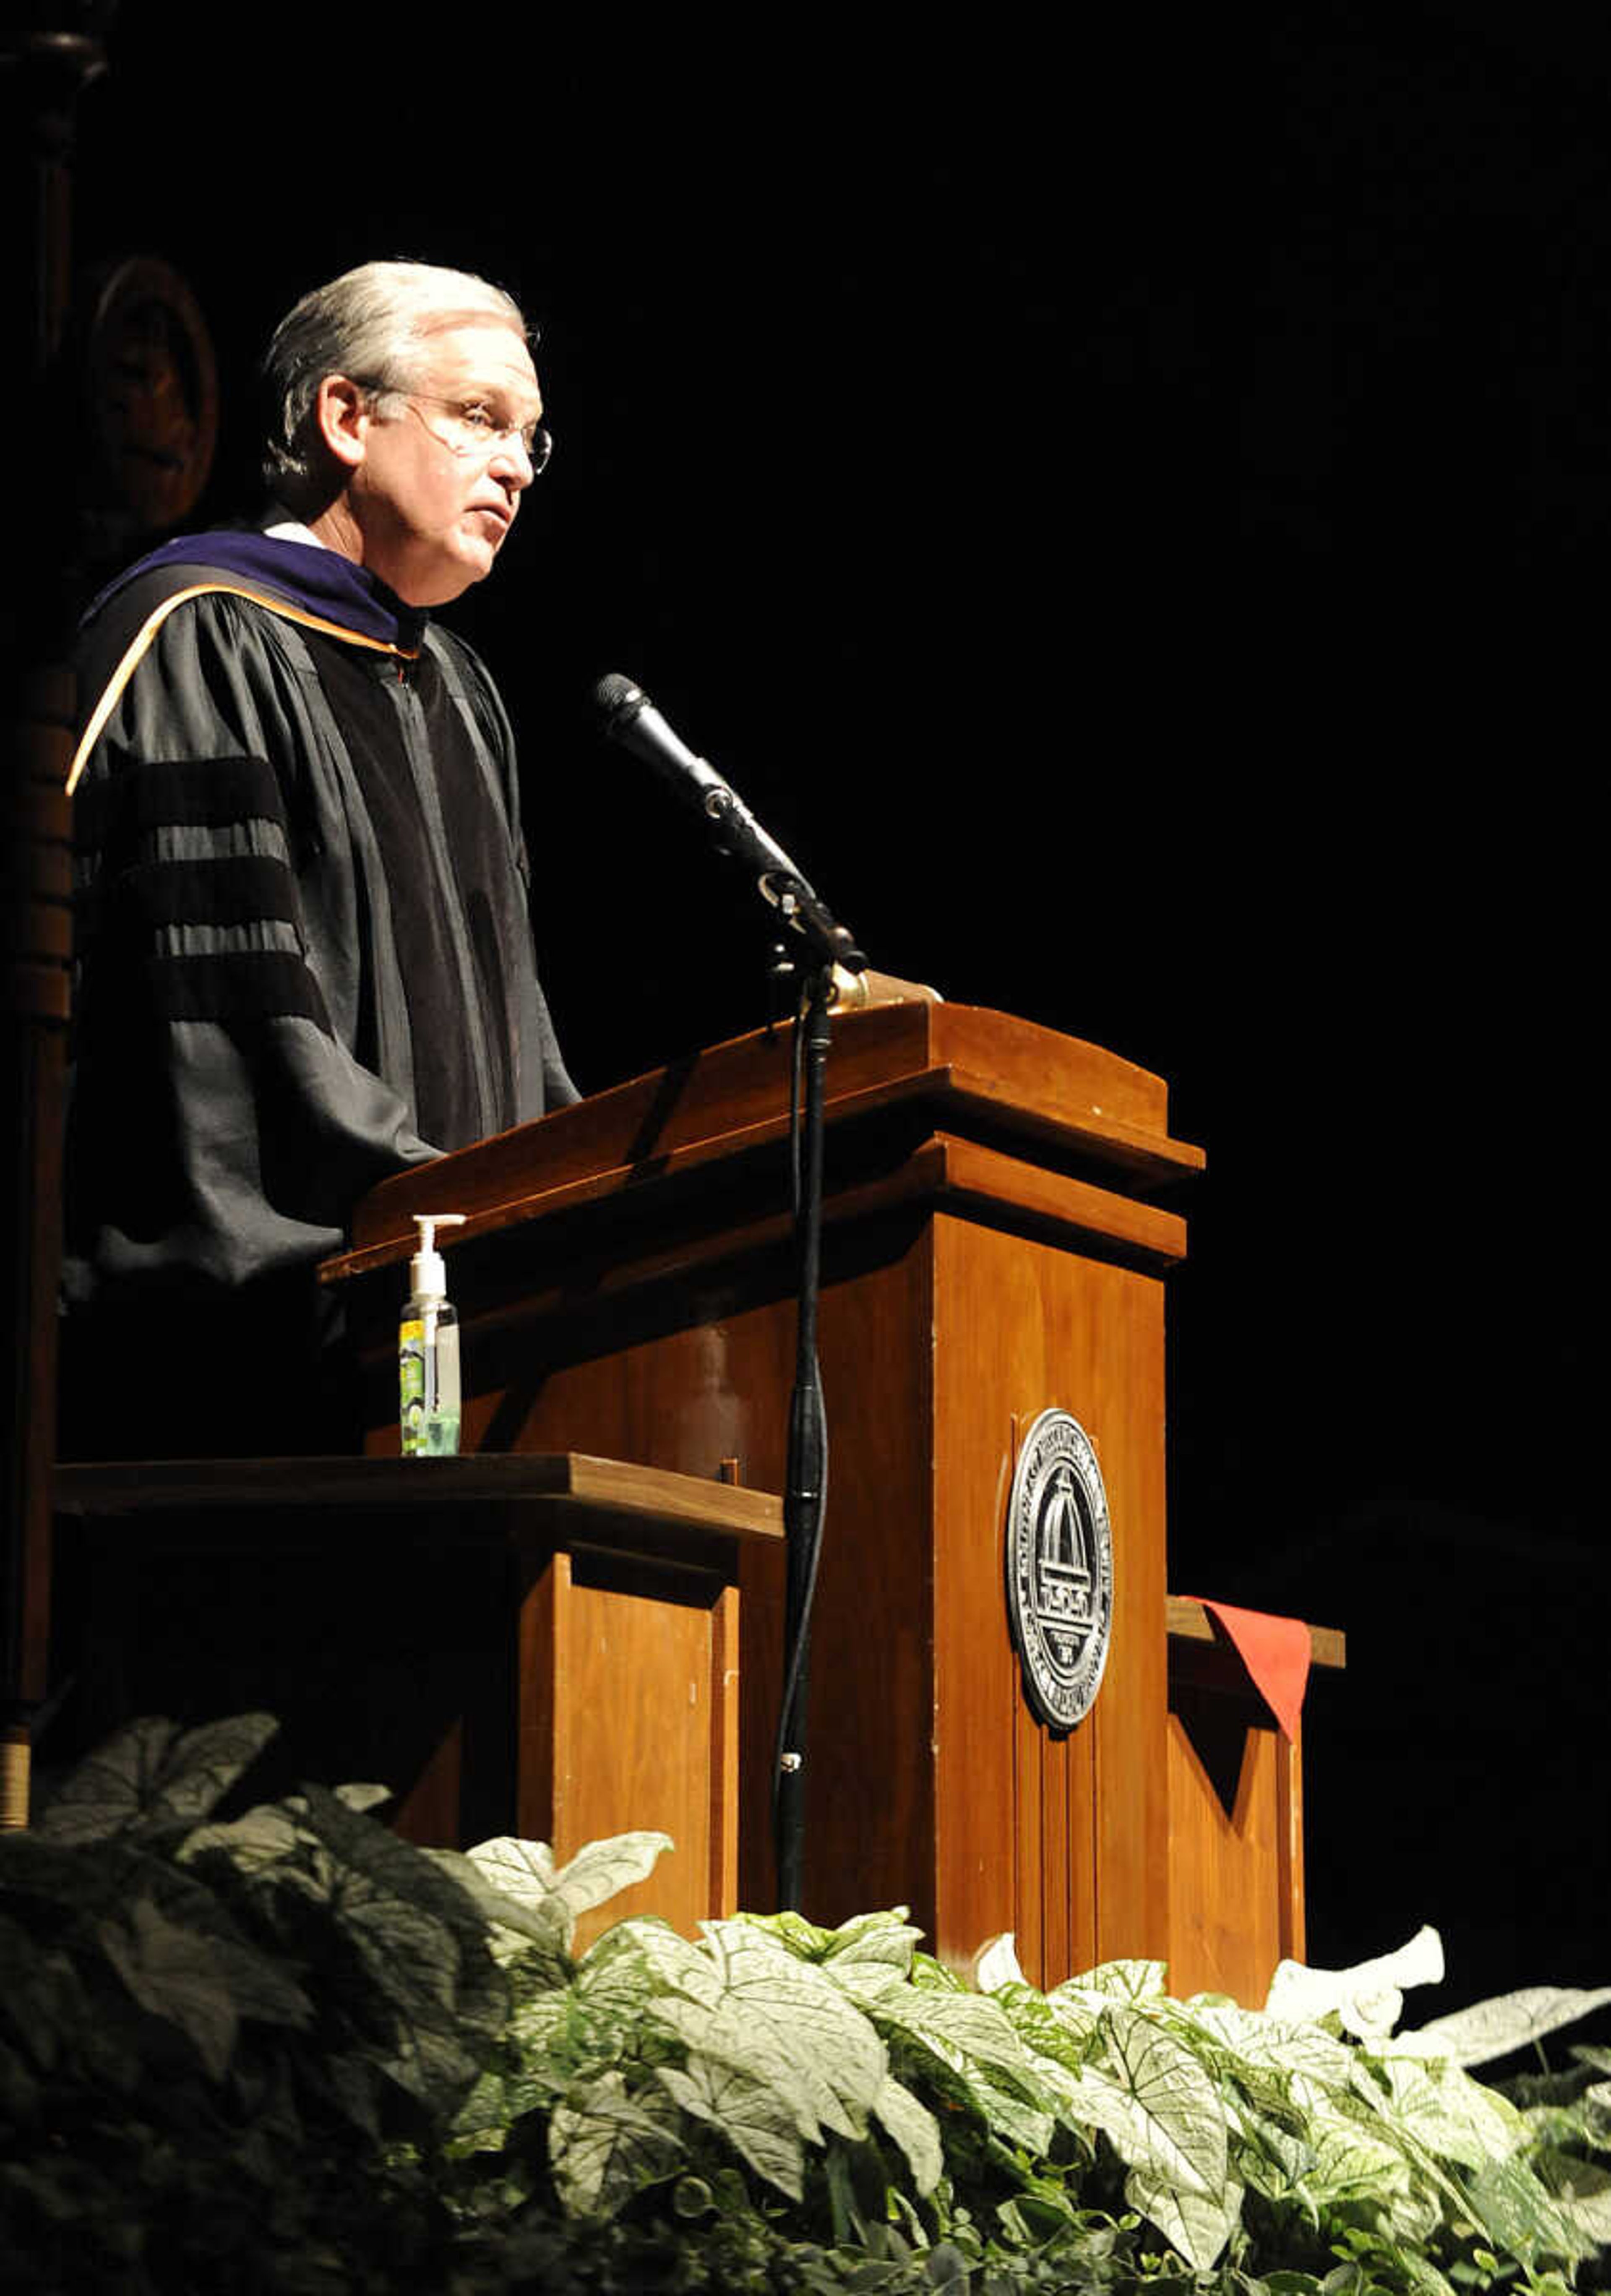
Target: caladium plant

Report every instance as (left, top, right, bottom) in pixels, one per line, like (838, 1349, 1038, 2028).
(3, 1714, 1608, 2294)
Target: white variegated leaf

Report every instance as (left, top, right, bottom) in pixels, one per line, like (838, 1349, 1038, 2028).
(1544, 2155, 1611, 2243)
(464, 1832, 672, 1953)
(1189, 2001, 1358, 2093)
(870, 2072, 944, 2195)
(972, 1933, 1026, 1994)
(1126, 2162, 1242, 2271)
(1401, 1984, 1611, 2070)
(1065, 2005, 1228, 2201)
(466, 1835, 557, 1900)
(589, 1916, 722, 2009)
(551, 1832, 674, 1918)
(819, 1909, 923, 1973)
(1265, 1925, 1444, 2034)
(1040, 1984, 1105, 2049)
(1079, 1958, 1169, 2002)
(1301, 2102, 1413, 2199)
(1231, 2109, 1314, 2202)
(1464, 2152, 1596, 2267)
(549, 2070, 684, 2218)
(452, 1838, 568, 1949)
(334, 1781, 392, 1814)
(967, 2072, 1056, 2158)
(509, 1991, 570, 2060)
(657, 2049, 806, 2198)
(179, 1803, 306, 1873)
(654, 1922, 886, 2143)
(834, 1962, 1041, 2099)
(1386, 2180, 1447, 2252)
(1371, 2054, 1526, 2168)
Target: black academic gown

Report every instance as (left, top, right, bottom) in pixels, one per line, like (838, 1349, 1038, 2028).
(61, 533, 576, 1457)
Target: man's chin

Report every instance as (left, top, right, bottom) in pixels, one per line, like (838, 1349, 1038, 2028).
(393, 554, 490, 609)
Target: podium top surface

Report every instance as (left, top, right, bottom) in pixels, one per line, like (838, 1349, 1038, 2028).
(326, 1003, 1204, 1285)
(54, 1452, 784, 1544)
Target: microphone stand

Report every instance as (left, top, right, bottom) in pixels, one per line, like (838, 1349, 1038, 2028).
(773, 951, 834, 1912)
(592, 679, 862, 1913)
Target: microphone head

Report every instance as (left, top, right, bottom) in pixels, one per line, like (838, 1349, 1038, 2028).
(593, 672, 649, 733)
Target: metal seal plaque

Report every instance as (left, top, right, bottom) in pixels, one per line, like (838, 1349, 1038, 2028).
(1005, 1408, 1114, 1730)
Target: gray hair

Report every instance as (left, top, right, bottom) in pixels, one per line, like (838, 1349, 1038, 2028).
(261, 260, 530, 503)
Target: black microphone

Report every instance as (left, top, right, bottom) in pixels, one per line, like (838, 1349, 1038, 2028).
(592, 672, 865, 972)
(593, 673, 727, 804)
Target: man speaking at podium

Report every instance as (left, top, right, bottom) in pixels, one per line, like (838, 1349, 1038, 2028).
(61, 261, 577, 1459)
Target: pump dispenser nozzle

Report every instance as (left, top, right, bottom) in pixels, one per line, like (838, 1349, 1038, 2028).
(408, 1213, 466, 1304)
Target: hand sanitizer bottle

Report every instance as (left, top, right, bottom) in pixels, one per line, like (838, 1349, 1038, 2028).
(399, 1214, 466, 1456)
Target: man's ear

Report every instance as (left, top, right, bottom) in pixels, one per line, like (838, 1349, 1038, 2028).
(314, 374, 370, 472)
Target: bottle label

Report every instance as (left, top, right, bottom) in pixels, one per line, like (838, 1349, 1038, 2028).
(400, 1317, 426, 1455)
(400, 1313, 461, 1457)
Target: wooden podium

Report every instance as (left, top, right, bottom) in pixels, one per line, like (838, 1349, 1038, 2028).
(326, 1002, 1215, 1985)
(54, 1452, 781, 1948)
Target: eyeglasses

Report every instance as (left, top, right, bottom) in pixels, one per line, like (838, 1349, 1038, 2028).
(396, 391, 553, 474)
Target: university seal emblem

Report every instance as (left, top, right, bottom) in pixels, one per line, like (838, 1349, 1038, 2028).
(1005, 1408, 1113, 1730)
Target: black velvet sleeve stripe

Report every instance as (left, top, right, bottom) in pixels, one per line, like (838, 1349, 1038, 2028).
(123, 854, 302, 930)
(77, 753, 287, 842)
(147, 949, 332, 1029)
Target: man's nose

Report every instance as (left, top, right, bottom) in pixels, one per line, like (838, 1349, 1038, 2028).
(490, 431, 535, 490)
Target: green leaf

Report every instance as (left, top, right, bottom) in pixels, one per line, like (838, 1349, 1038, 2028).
(1538, 2151, 1611, 2244)
(1402, 1984, 1611, 2071)
(994, 1978, 1099, 2074)
(1389, 2246, 1459, 2296)
(281, 1788, 506, 2110)
(923, 2243, 971, 2291)
(733, 1907, 842, 1958)
(1463, 2152, 1596, 2268)
(550, 2068, 686, 2218)
(737, 1905, 923, 1973)
(96, 1898, 308, 2080)
(37, 1715, 279, 1843)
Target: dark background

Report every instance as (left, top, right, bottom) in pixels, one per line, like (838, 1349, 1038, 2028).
(54, 5, 1605, 2023)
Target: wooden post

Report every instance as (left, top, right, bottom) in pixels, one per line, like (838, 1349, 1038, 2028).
(0, 13, 109, 1826)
